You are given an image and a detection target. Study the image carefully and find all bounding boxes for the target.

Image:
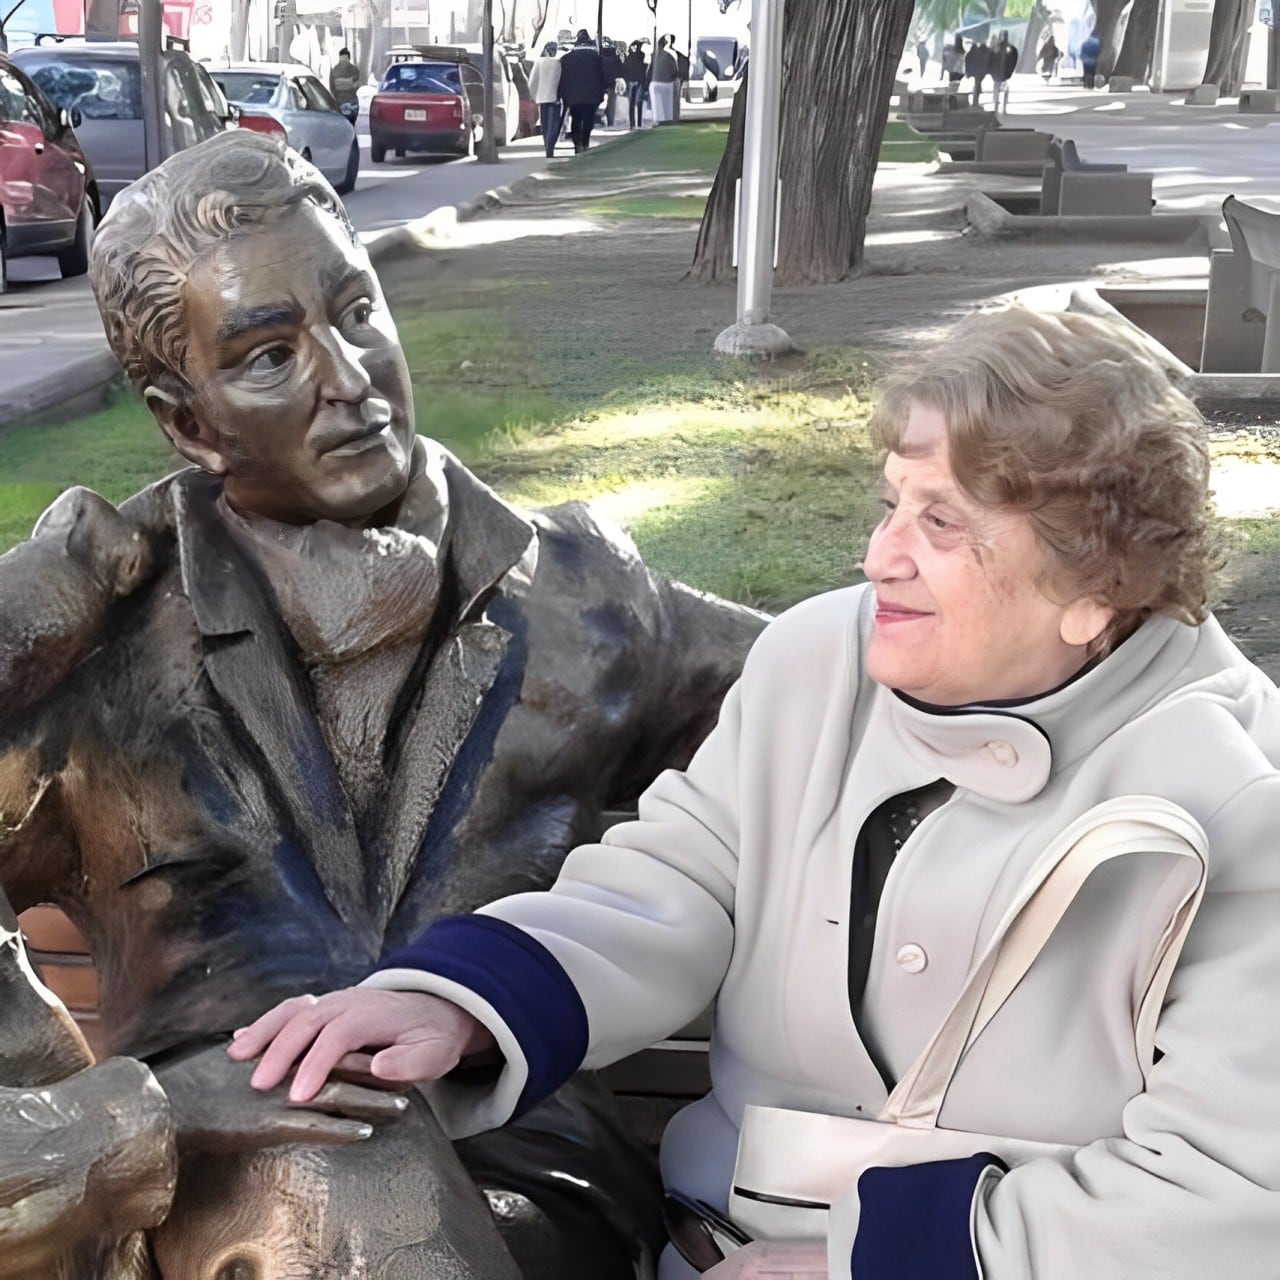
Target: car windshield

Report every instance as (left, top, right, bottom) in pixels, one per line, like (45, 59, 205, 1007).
(28, 59, 142, 119)
(213, 71, 279, 104)
(380, 63, 461, 93)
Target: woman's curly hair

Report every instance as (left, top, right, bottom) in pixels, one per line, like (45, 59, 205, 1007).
(868, 306, 1221, 652)
(89, 131, 356, 395)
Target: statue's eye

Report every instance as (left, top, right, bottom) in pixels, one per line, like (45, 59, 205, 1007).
(247, 345, 292, 377)
(215, 1260, 257, 1280)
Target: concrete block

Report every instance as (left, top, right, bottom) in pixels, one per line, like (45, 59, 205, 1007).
(1108, 75, 1135, 92)
(1201, 249, 1266, 373)
(1239, 89, 1280, 113)
(1184, 83, 1219, 105)
(1056, 172, 1154, 217)
(978, 129, 1052, 163)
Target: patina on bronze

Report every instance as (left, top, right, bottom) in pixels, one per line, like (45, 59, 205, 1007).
(0, 132, 765, 1276)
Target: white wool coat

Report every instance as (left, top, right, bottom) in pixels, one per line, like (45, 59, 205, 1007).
(372, 583, 1280, 1277)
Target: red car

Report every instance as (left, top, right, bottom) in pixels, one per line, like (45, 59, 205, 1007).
(0, 53, 98, 293)
(369, 60, 472, 161)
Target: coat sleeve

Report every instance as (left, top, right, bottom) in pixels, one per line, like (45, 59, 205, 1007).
(365, 673, 745, 1138)
(835, 772, 1280, 1280)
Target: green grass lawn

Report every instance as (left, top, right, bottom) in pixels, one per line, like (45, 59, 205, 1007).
(583, 194, 709, 219)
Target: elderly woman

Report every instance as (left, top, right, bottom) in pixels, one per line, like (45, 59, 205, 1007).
(233, 308, 1280, 1278)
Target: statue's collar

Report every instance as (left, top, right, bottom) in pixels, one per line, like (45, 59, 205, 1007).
(174, 438, 537, 638)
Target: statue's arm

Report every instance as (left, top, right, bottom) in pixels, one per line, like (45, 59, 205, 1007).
(0, 1057, 177, 1278)
(0, 486, 154, 718)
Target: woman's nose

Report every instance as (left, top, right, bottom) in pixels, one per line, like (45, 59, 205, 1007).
(863, 514, 915, 583)
(317, 328, 373, 404)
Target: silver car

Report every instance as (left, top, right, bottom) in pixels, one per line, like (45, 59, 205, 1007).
(211, 63, 358, 194)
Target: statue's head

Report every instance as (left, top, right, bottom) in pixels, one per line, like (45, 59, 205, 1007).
(90, 131, 415, 526)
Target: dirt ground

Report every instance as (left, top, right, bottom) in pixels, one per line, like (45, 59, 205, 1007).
(377, 140, 1280, 682)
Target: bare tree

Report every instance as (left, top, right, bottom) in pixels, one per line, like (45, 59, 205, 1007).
(1202, 0, 1253, 94)
(354, 0, 393, 82)
(1112, 0, 1160, 82)
(230, 0, 251, 61)
(690, 0, 916, 286)
(527, 0, 551, 49)
(1091, 0, 1129, 80)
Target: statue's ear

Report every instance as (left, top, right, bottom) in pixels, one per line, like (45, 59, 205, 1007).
(144, 383, 229, 476)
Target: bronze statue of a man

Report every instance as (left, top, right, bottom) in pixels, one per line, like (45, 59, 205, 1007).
(0, 131, 763, 1276)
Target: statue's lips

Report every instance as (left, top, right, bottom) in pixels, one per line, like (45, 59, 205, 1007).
(321, 420, 396, 458)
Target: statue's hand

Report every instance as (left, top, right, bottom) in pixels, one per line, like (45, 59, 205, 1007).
(33, 486, 153, 597)
(154, 1040, 409, 1154)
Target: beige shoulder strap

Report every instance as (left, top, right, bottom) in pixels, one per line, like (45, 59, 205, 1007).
(883, 796, 1207, 1128)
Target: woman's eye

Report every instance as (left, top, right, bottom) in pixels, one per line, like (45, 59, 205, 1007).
(925, 513, 953, 531)
(879, 497, 897, 516)
(247, 346, 291, 376)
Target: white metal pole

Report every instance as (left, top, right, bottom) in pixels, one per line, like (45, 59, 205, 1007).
(715, 0, 793, 356)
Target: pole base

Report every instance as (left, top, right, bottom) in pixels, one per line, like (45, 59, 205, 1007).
(713, 322, 797, 358)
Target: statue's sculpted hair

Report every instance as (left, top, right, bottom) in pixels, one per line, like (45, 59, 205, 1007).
(869, 305, 1220, 652)
(89, 131, 356, 393)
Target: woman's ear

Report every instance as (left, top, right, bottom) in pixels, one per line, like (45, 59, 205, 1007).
(1060, 596, 1114, 650)
(144, 384, 229, 476)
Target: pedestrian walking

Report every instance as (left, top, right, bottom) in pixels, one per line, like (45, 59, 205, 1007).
(1081, 28, 1101, 89)
(601, 39, 625, 127)
(943, 33, 965, 91)
(669, 35, 689, 121)
(1038, 34, 1060, 82)
(965, 37, 991, 108)
(328, 46, 360, 111)
(558, 28, 607, 152)
(528, 40, 562, 157)
(623, 40, 648, 128)
(916, 37, 929, 78)
(649, 35, 678, 123)
(991, 30, 1018, 112)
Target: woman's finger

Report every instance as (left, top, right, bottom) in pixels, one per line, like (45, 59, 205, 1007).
(249, 997, 346, 1092)
(288, 1014, 374, 1102)
(228, 994, 319, 1062)
(369, 1037, 461, 1084)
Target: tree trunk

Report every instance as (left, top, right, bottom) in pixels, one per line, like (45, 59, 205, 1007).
(1016, 2, 1050, 73)
(688, 67, 748, 283)
(528, 0, 550, 50)
(1112, 0, 1160, 82)
(1093, 0, 1129, 80)
(689, 0, 916, 288)
(230, 0, 251, 61)
(1202, 0, 1253, 94)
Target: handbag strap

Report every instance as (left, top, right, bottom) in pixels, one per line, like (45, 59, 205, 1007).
(882, 797, 1207, 1127)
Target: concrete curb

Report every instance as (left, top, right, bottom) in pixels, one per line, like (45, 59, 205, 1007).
(2, 348, 126, 429)
(964, 191, 1215, 245)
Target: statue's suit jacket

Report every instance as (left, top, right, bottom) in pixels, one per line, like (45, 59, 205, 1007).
(0, 446, 765, 1060)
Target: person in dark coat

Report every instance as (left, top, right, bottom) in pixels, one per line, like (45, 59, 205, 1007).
(0, 131, 765, 1280)
(991, 30, 1018, 112)
(1081, 28, 1102, 89)
(965, 37, 992, 107)
(622, 39, 647, 128)
(558, 28, 608, 152)
(1038, 33, 1060, 81)
(601, 37, 625, 127)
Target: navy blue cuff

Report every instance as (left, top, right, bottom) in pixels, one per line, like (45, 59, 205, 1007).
(851, 1153, 1005, 1280)
(378, 914, 589, 1118)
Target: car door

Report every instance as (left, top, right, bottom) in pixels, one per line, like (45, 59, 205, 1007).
(458, 62, 484, 131)
(0, 64, 78, 250)
(296, 74, 351, 179)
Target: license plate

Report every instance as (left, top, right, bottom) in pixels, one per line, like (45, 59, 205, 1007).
(404, 108, 427, 121)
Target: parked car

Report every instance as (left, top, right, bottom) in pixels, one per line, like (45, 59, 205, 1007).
(0, 52, 99, 292)
(210, 63, 358, 195)
(369, 60, 471, 161)
(387, 43, 509, 145)
(11, 39, 226, 213)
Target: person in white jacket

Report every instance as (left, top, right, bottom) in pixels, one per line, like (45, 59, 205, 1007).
(232, 306, 1280, 1280)
(527, 40, 562, 158)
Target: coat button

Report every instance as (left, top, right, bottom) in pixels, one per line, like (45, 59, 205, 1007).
(986, 740, 1018, 767)
(896, 943, 928, 974)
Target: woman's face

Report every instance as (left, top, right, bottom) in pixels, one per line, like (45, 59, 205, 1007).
(863, 402, 1108, 706)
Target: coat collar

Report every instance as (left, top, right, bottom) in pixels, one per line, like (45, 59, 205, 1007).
(860, 589, 1201, 805)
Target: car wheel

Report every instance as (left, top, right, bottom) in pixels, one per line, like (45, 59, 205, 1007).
(57, 197, 95, 280)
(301, 147, 312, 162)
(395, 148, 405, 158)
(336, 140, 359, 195)
(371, 139, 386, 163)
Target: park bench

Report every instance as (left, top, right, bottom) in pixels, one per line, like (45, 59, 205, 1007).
(1201, 195, 1280, 374)
(1185, 84, 1219, 105)
(1040, 137, 1153, 217)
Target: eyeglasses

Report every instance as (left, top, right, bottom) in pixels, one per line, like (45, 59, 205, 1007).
(662, 1192, 752, 1274)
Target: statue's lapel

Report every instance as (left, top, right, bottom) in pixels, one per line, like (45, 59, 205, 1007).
(173, 475, 370, 936)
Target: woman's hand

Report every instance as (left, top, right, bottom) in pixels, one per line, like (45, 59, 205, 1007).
(227, 987, 496, 1102)
(704, 1241, 828, 1278)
